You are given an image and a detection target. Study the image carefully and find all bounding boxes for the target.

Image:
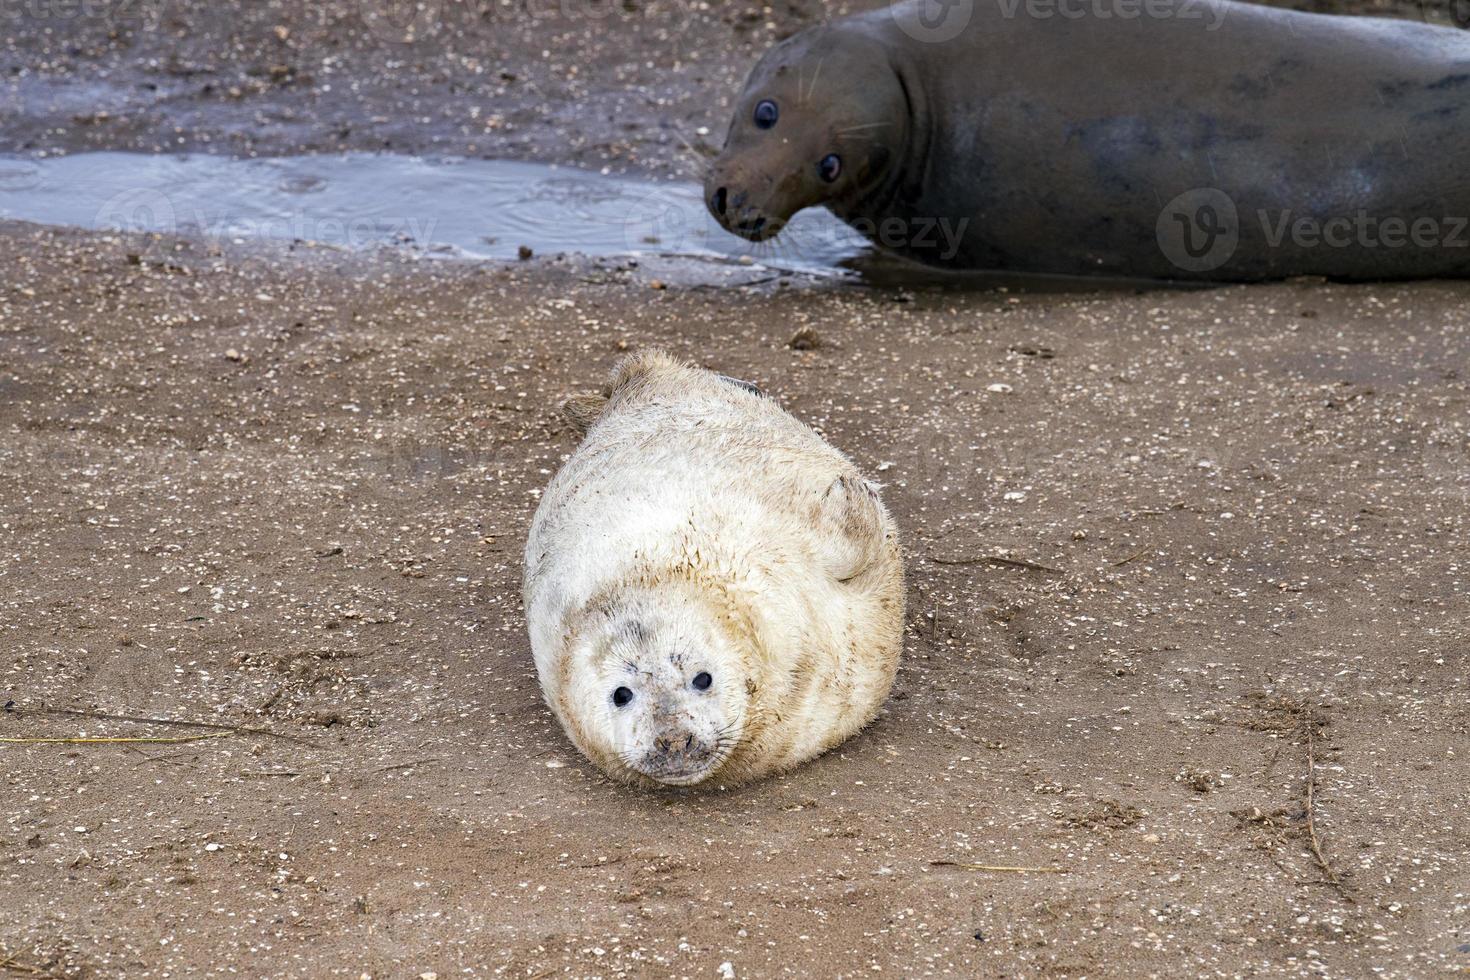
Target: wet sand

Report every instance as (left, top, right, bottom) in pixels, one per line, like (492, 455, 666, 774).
(2, 220, 1467, 978)
(2, 1, 1469, 977)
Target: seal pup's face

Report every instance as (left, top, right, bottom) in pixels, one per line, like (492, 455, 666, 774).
(562, 591, 751, 787)
(706, 33, 908, 243)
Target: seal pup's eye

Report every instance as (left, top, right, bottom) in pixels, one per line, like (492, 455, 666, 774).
(692, 671, 713, 691)
(818, 154, 842, 183)
(612, 686, 634, 708)
(753, 99, 779, 130)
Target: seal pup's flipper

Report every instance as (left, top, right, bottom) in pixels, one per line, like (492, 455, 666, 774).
(813, 473, 889, 584)
(561, 393, 608, 436)
(560, 350, 676, 436)
(561, 353, 761, 436)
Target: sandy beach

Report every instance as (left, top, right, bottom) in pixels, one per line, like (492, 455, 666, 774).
(1, 1, 1467, 977)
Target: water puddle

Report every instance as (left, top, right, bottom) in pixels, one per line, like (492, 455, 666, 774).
(0, 152, 1192, 292)
(0, 152, 870, 276)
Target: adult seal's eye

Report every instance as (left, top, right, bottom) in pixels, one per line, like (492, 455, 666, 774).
(753, 99, 779, 129)
(818, 154, 842, 183)
(612, 686, 634, 708)
(692, 671, 713, 691)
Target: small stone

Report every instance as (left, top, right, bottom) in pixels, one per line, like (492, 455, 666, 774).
(788, 325, 821, 351)
(649, 279, 666, 290)
(224, 348, 244, 362)
(517, 245, 534, 261)
(986, 383, 1013, 393)
(718, 963, 736, 979)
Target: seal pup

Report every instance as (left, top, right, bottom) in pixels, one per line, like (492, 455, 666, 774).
(706, 0, 1470, 281)
(523, 351, 904, 788)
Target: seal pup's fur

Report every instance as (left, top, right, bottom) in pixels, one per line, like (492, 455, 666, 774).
(523, 351, 904, 788)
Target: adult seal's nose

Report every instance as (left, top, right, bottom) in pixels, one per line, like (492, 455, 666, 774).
(711, 187, 728, 216)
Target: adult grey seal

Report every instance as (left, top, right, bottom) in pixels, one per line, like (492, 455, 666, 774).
(705, 0, 1470, 281)
(522, 351, 905, 788)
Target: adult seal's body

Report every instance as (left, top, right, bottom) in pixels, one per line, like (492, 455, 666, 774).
(706, 0, 1470, 281)
(523, 351, 905, 788)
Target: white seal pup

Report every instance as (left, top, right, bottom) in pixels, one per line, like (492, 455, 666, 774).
(523, 350, 905, 788)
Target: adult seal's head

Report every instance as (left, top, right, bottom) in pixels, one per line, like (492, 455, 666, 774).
(705, 27, 909, 243)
